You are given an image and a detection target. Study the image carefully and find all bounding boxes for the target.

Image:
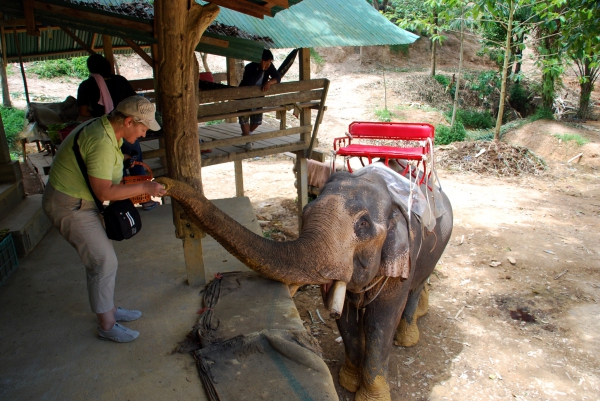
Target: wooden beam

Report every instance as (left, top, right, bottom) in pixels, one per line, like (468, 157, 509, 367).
(198, 90, 323, 117)
(198, 79, 327, 103)
(264, 0, 290, 9)
(33, 1, 153, 33)
(199, 125, 310, 149)
(199, 35, 228, 48)
(60, 26, 95, 54)
(0, 19, 26, 27)
(102, 35, 115, 74)
(206, 0, 267, 18)
(121, 38, 154, 68)
(23, 0, 40, 36)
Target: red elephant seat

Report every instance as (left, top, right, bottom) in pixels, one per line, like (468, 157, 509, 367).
(333, 121, 435, 184)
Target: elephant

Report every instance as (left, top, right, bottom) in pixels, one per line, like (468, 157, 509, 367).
(156, 162, 452, 401)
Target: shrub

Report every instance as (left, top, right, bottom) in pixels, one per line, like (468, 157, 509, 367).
(434, 74, 449, 87)
(447, 108, 494, 130)
(553, 133, 589, 146)
(509, 83, 535, 117)
(465, 70, 500, 102)
(434, 74, 455, 98)
(205, 119, 224, 125)
(1, 106, 26, 155)
(435, 122, 466, 145)
(29, 56, 89, 79)
(531, 108, 554, 121)
(375, 108, 393, 122)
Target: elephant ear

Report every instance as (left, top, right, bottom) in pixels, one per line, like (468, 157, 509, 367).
(379, 207, 412, 279)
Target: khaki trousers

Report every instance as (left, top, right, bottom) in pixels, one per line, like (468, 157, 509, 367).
(42, 183, 117, 314)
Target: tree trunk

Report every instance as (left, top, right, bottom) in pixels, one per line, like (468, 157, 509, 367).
(578, 80, 592, 120)
(155, 0, 219, 191)
(430, 11, 438, 77)
(0, 61, 11, 108)
(451, 9, 464, 128)
(494, 0, 514, 141)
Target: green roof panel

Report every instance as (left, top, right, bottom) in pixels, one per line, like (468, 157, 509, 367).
(212, 0, 419, 48)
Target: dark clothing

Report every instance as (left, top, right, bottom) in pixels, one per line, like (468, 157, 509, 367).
(239, 62, 281, 87)
(77, 75, 136, 117)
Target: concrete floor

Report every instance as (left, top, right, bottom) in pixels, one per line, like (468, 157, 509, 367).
(0, 205, 209, 401)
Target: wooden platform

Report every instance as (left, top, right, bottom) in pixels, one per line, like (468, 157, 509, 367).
(140, 122, 308, 174)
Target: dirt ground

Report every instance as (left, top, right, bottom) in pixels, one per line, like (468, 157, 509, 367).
(13, 36, 600, 400)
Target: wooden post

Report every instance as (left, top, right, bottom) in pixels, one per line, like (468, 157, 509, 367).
(13, 27, 30, 105)
(0, 26, 11, 108)
(234, 160, 244, 197)
(155, 0, 220, 286)
(102, 35, 116, 74)
(295, 48, 311, 230)
(225, 57, 240, 123)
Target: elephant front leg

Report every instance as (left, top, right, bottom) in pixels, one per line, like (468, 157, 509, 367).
(355, 295, 406, 401)
(395, 283, 429, 347)
(336, 299, 363, 393)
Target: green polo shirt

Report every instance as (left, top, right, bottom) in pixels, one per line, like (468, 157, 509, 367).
(49, 116, 124, 202)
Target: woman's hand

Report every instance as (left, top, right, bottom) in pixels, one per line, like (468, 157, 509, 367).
(145, 181, 167, 197)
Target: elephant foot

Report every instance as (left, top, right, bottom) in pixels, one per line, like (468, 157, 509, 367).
(339, 360, 360, 393)
(394, 317, 420, 347)
(415, 285, 429, 318)
(355, 375, 391, 401)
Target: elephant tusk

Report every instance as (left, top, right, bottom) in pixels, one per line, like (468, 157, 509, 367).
(326, 281, 347, 319)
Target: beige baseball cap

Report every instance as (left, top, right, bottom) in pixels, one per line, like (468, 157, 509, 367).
(116, 96, 161, 131)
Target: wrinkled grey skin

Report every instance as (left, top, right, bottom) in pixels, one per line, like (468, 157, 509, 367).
(157, 168, 453, 401)
(316, 170, 453, 400)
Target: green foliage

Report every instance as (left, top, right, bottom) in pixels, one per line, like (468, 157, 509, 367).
(433, 74, 449, 86)
(433, 74, 455, 97)
(0, 106, 26, 155)
(553, 133, 589, 146)
(375, 108, 393, 122)
(446, 108, 494, 129)
(531, 108, 554, 121)
(389, 44, 410, 56)
(508, 83, 535, 116)
(309, 48, 325, 66)
(435, 122, 466, 145)
(205, 119, 224, 126)
(464, 70, 500, 101)
(28, 56, 89, 79)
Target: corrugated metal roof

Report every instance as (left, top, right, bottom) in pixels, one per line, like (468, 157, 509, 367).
(212, 0, 419, 48)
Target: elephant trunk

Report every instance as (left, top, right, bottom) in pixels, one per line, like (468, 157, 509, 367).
(156, 177, 344, 286)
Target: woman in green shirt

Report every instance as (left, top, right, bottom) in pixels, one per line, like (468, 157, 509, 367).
(43, 96, 166, 343)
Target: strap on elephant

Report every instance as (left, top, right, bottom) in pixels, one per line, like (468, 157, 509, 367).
(348, 276, 390, 312)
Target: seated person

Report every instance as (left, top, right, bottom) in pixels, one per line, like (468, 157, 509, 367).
(77, 54, 157, 210)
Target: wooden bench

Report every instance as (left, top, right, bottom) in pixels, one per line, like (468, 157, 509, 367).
(333, 121, 435, 180)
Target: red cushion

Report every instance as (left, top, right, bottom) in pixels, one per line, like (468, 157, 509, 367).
(336, 144, 426, 160)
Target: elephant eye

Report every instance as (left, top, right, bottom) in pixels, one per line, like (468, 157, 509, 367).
(355, 215, 372, 237)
